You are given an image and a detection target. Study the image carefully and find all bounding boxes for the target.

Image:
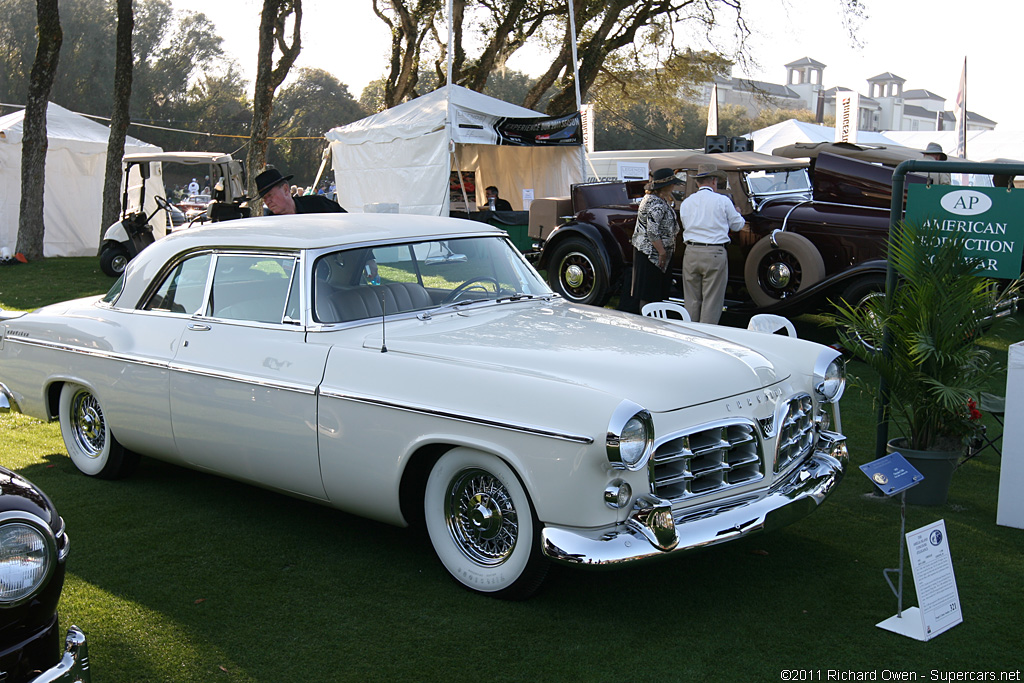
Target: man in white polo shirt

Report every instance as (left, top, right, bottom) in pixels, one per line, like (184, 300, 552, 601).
(679, 164, 746, 324)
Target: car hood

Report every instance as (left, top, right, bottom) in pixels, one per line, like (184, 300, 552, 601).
(363, 301, 785, 413)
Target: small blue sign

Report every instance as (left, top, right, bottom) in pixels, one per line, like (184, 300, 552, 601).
(860, 452, 924, 496)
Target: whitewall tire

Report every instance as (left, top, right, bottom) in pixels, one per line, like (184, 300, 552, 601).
(424, 448, 548, 600)
(58, 383, 138, 479)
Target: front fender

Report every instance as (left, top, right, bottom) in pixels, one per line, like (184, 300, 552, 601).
(539, 222, 618, 281)
(102, 221, 129, 244)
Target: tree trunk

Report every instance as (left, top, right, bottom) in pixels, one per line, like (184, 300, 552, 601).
(100, 0, 134, 245)
(246, 0, 302, 216)
(16, 0, 62, 261)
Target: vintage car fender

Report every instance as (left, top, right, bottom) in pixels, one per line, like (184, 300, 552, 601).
(538, 222, 618, 277)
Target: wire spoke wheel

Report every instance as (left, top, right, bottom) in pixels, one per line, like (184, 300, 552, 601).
(424, 448, 548, 599)
(69, 390, 107, 458)
(445, 468, 518, 566)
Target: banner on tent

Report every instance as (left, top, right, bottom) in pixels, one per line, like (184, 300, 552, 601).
(494, 112, 582, 146)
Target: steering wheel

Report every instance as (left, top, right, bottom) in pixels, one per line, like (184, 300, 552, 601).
(441, 276, 500, 304)
(154, 195, 174, 212)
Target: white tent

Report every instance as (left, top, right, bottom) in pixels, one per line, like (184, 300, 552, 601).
(880, 130, 1024, 162)
(325, 85, 584, 215)
(751, 119, 897, 156)
(0, 102, 160, 257)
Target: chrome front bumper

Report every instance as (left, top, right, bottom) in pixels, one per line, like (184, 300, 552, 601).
(541, 431, 848, 567)
(0, 382, 20, 414)
(30, 626, 90, 683)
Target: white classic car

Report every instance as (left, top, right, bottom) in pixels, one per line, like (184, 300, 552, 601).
(0, 214, 848, 599)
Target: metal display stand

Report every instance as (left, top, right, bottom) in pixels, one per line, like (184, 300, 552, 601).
(859, 453, 926, 637)
(875, 490, 926, 639)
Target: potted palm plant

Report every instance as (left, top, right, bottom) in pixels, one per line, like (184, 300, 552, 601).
(831, 222, 1019, 505)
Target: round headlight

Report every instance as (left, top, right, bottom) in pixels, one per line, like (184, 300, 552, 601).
(0, 521, 52, 605)
(813, 352, 846, 403)
(607, 402, 653, 471)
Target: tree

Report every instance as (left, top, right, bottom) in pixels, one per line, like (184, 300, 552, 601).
(269, 68, 366, 186)
(100, 0, 134, 239)
(372, 0, 865, 115)
(16, 0, 62, 261)
(246, 0, 302, 215)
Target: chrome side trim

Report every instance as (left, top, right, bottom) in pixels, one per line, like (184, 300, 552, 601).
(5, 337, 169, 370)
(320, 389, 594, 444)
(541, 431, 847, 567)
(165, 362, 317, 395)
(30, 625, 91, 683)
(4, 337, 316, 396)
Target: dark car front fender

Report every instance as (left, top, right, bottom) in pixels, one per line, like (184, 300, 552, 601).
(538, 222, 621, 282)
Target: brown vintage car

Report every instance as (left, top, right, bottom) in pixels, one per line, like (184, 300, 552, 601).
(526, 148, 936, 314)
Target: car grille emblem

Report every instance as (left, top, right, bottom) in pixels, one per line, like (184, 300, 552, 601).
(757, 415, 776, 438)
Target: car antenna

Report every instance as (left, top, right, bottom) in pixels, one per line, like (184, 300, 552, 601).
(380, 293, 387, 353)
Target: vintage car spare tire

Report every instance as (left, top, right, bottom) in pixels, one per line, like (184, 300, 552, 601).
(743, 232, 825, 307)
(547, 236, 610, 306)
(424, 448, 549, 600)
(58, 383, 138, 479)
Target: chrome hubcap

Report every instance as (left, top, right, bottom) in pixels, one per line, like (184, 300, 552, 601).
(766, 262, 792, 289)
(445, 468, 518, 566)
(71, 391, 105, 457)
(564, 264, 585, 289)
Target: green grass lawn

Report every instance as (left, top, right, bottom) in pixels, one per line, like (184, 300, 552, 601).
(2, 259, 1022, 681)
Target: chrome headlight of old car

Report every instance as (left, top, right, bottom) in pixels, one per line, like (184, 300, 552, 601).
(814, 351, 846, 403)
(0, 512, 56, 607)
(607, 400, 653, 471)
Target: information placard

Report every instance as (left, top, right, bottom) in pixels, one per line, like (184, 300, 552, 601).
(878, 520, 963, 640)
(907, 520, 963, 638)
(859, 452, 923, 496)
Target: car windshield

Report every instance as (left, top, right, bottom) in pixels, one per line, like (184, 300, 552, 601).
(312, 236, 550, 324)
(743, 168, 811, 197)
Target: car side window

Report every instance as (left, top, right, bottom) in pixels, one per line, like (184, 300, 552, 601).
(144, 253, 212, 314)
(207, 254, 297, 324)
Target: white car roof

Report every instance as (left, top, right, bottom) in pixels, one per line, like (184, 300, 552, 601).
(120, 213, 505, 303)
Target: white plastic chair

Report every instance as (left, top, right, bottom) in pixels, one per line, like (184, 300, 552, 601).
(641, 301, 691, 324)
(747, 313, 797, 337)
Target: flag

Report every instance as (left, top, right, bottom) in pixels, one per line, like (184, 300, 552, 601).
(706, 84, 718, 136)
(954, 58, 966, 159)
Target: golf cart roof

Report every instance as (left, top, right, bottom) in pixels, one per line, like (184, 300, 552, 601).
(123, 152, 235, 165)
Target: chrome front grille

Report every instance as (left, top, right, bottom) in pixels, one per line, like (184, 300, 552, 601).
(775, 394, 815, 472)
(651, 422, 763, 501)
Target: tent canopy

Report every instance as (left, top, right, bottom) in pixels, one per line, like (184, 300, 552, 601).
(0, 102, 160, 257)
(326, 85, 583, 216)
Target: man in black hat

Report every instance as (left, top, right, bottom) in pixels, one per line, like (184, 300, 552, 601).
(255, 167, 346, 215)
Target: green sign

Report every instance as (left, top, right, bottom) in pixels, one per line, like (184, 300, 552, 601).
(905, 184, 1024, 279)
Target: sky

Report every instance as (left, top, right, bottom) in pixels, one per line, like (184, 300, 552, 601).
(172, 0, 1024, 132)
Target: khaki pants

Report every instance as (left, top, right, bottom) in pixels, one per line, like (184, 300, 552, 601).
(682, 245, 728, 324)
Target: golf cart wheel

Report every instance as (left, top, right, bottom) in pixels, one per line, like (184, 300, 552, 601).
(100, 245, 130, 277)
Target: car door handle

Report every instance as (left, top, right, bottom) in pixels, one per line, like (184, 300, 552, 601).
(187, 322, 211, 331)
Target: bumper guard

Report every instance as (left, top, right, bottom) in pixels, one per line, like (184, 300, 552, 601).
(29, 626, 90, 683)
